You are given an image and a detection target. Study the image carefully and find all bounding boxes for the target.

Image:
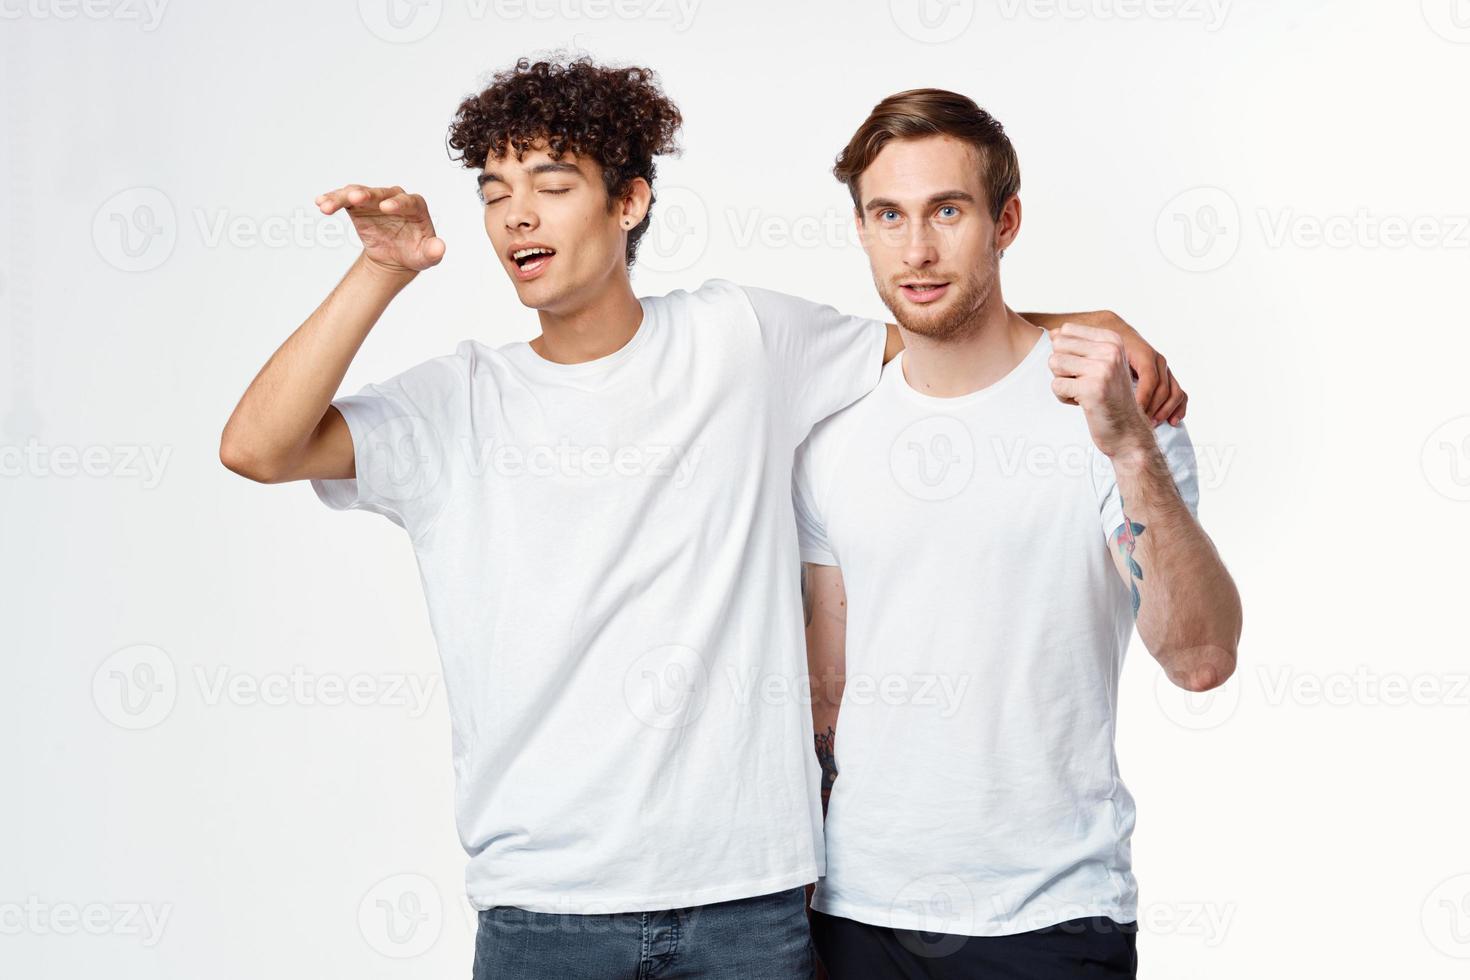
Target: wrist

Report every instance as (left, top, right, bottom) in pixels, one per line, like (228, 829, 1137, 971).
(357, 252, 419, 290)
(1105, 427, 1158, 466)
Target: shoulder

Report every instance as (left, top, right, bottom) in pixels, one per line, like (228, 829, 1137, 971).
(797, 372, 883, 474)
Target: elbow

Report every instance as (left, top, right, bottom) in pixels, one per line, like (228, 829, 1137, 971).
(219, 431, 283, 484)
(1167, 643, 1237, 693)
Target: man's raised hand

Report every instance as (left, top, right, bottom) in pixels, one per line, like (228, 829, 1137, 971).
(316, 184, 446, 277)
(1048, 322, 1160, 460)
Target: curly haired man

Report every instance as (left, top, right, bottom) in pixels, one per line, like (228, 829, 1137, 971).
(219, 57, 1187, 979)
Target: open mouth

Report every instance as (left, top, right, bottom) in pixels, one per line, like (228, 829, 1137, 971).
(510, 245, 556, 279)
(898, 281, 950, 304)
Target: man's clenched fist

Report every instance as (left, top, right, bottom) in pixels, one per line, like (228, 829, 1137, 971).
(1048, 322, 1159, 459)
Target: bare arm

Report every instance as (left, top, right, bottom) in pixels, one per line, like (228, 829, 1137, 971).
(802, 562, 848, 817)
(1107, 446, 1241, 691)
(219, 185, 444, 484)
(1049, 323, 1241, 692)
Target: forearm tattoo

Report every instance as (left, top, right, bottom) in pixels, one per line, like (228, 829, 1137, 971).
(1111, 492, 1147, 617)
(815, 724, 837, 809)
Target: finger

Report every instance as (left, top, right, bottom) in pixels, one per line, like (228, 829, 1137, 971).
(1055, 322, 1122, 346)
(316, 185, 375, 214)
(1143, 355, 1171, 419)
(379, 190, 417, 214)
(1048, 351, 1094, 378)
(1166, 388, 1189, 426)
(1149, 365, 1177, 422)
(1131, 351, 1159, 413)
(1050, 375, 1082, 405)
(418, 236, 447, 266)
(1051, 334, 1123, 367)
(315, 186, 354, 214)
(1157, 383, 1185, 425)
(326, 185, 401, 215)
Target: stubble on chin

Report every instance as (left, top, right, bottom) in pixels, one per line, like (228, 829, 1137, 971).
(876, 268, 994, 343)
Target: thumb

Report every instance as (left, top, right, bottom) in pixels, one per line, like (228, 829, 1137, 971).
(419, 236, 447, 267)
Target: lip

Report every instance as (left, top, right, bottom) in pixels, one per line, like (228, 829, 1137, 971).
(507, 242, 556, 282)
(898, 281, 950, 304)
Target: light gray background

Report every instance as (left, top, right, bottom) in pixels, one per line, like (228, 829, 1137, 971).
(3, 1, 1468, 977)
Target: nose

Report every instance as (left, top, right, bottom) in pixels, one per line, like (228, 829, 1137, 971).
(504, 195, 538, 234)
(902, 226, 938, 271)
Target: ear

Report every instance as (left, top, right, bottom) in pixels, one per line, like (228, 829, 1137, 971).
(853, 208, 869, 249)
(995, 194, 1022, 253)
(619, 177, 653, 230)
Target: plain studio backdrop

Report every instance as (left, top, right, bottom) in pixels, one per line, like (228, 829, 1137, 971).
(2, 1, 1467, 977)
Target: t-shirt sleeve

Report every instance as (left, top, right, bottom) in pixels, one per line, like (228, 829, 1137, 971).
(1093, 420, 1201, 539)
(792, 430, 838, 567)
(736, 283, 887, 437)
(310, 351, 467, 540)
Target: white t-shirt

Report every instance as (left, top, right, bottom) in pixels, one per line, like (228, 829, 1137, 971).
(793, 329, 1199, 936)
(312, 279, 887, 914)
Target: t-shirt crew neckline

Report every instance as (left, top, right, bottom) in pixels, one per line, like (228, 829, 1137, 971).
(890, 326, 1049, 410)
(505, 295, 656, 379)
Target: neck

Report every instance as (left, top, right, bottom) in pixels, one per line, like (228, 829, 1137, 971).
(529, 269, 644, 364)
(898, 281, 1041, 398)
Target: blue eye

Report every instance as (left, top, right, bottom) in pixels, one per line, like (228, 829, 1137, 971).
(938, 205, 959, 218)
(880, 210, 900, 222)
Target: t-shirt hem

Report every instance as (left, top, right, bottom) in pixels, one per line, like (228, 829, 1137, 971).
(811, 895, 1137, 938)
(799, 546, 838, 566)
(468, 864, 820, 915)
(309, 396, 372, 511)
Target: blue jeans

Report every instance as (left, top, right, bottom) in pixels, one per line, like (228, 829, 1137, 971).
(472, 885, 815, 979)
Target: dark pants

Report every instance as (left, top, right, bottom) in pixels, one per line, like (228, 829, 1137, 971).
(473, 885, 815, 980)
(810, 910, 1137, 980)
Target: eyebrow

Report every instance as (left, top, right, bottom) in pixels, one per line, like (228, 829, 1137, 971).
(477, 161, 583, 189)
(864, 190, 977, 212)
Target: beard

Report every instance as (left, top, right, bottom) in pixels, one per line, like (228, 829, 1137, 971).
(875, 262, 997, 343)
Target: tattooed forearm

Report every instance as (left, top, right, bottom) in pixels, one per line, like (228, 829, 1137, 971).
(1111, 492, 1147, 617)
(814, 724, 837, 813)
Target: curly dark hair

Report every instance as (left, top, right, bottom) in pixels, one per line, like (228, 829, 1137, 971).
(447, 56, 683, 267)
